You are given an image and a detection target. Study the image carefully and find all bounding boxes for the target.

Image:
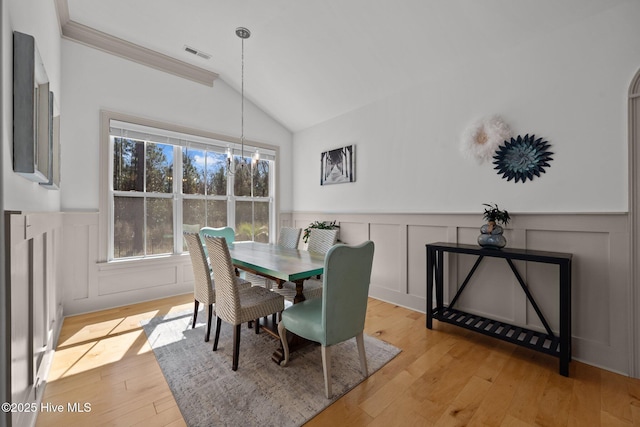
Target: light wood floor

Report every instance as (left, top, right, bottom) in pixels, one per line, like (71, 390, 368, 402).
(36, 294, 640, 426)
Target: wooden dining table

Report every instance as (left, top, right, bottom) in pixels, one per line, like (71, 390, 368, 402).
(227, 241, 326, 364)
(228, 241, 325, 304)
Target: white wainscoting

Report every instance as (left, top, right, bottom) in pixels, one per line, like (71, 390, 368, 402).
(291, 212, 632, 376)
(62, 211, 295, 317)
(6, 211, 64, 427)
(61, 212, 192, 315)
(59, 210, 634, 376)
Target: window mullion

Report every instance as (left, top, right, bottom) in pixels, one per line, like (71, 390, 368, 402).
(175, 144, 182, 254)
(109, 117, 274, 260)
(143, 140, 148, 256)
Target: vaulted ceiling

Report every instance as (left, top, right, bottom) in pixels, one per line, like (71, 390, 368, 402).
(64, 0, 622, 132)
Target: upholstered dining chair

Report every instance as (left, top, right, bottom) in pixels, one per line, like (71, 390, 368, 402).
(307, 227, 339, 253)
(298, 227, 339, 300)
(264, 227, 303, 296)
(199, 226, 261, 285)
(199, 226, 236, 255)
(277, 241, 375, 398)
(278, 226, 302, 249)
(183, 232, 251, 342)
(276, 227, 337, 301)
(203, 236, 285, 371)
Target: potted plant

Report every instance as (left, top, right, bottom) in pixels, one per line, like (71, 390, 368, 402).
(302, 220, 340, 244)
(478, 203, 510, 248)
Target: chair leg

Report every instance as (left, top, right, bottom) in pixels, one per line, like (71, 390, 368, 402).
(356, 332, 368, 377)
(205, 304, 213, 342)
(277, 322, 290, 366)
(255, 318, 260, 334)
(192, 300, 200, 328)
(232, 324, 241, 371)
(213, 317, 222, 351)
(321, 345, 332, 399)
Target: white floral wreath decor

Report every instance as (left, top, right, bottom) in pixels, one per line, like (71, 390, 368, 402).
(460, 115, 511, 163)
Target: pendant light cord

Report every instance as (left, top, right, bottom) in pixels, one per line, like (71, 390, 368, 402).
(241, 35, 245, 162)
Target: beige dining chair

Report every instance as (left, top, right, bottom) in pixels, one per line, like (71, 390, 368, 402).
(278, 226, 302, 249)
(183, 232, 251, 342)
(281, 228, 338, 300)
(200, 226, 267, 287)
(204, 236, 285, 371)
(266, 227, 303, 296)
(278, 241, 375, 398)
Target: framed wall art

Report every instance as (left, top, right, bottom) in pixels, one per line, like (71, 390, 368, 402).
(13, 31, 54, 184)
(320, 145, 355, 185)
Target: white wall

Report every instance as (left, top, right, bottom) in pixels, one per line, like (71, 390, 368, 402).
(3, 0, 62, 212)
(292, 1, 640, 214)
(60, 40, 293, 212)
(58, 40, 293, 315)
(2, 3, 64, 425)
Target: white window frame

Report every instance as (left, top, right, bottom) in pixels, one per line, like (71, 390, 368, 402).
(99, 110, 280, 263)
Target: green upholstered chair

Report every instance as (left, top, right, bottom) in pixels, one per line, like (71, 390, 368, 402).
(200, 226, 270, 289)
(277, 240, 375, 398)
(204, 236, 285, 371)
(199, 226, 236, 249)
(183, 232, 251, 342)
(199, 226, 255, 284)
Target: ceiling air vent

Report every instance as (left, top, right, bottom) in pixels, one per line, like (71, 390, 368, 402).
(184, 45, 211, 60)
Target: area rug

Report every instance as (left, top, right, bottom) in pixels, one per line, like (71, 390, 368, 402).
(141, 310, 400, 427)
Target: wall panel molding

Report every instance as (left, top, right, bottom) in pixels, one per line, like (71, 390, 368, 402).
(628, 67, 640, 377)
(292, 211, 632, 375)
(61, 212, 192, 316)
(6, 212, 64, 427)
(59, 209, 633, 375)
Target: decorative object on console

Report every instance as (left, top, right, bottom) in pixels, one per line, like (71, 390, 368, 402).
(460, 115, 511, 163)
(493, 134, 553, 183)
(320, 145, 355, 185)
(302, 220, 340, 244)
(478, 203, 510, 249)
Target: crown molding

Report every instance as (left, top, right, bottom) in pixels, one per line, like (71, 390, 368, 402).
(54, 0, 218, 87)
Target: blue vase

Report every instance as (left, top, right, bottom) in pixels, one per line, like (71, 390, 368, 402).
(478, 222, 506, 249)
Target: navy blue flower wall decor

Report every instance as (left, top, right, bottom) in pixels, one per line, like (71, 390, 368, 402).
(493, 134, 553, 183)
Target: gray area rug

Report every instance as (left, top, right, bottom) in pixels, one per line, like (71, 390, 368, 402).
(142, 310, 400, 427)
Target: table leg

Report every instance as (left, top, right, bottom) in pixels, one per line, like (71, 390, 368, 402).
(559, 260, 571, 376)
(293, 279, 306, 304)
(436, 250, 444, 313)
(426, 247, 434, 329)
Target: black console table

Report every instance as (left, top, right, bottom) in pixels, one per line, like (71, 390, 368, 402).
(426, 242, 572, 376)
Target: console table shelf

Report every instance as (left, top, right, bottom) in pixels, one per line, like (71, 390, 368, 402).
(433, 307, 560, 357)
(426, 242, 572, 376)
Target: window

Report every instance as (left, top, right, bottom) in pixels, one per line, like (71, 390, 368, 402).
(109, 119, 276, 261)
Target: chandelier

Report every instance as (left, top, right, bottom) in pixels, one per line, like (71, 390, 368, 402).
(227, 27, 259, 175)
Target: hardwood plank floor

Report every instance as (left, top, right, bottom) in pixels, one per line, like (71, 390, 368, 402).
(36, 294, 640, 426)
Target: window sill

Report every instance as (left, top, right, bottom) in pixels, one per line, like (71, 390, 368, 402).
(98, 253, 190, 271)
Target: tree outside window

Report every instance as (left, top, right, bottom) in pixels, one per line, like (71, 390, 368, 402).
(110, 130, 274, 260)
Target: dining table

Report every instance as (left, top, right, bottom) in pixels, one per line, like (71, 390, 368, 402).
(228, 241, 325, 304)
(227, 241, 326, 364)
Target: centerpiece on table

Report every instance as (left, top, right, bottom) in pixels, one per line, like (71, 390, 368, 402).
(478, 203, 510, 249)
